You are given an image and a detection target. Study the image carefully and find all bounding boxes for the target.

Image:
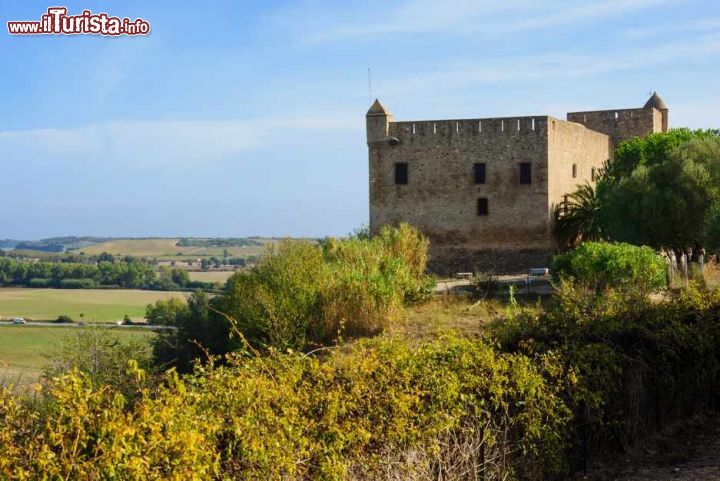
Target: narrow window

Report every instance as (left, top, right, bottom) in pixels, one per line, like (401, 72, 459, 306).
(477, 197, 489, 216)
(572, 164, 577, 178)
(519, 162, 532, 184)
(591, 167, 596, 181)
(395, 162, 408, 185)
(473, 163, 486, 184)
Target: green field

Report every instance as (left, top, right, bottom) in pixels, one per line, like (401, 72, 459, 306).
(78, 238, 269, 259)
(0, 326, 154, 382)
(0, 288, 187, 322)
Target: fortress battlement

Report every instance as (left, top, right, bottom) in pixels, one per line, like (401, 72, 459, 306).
(365, 93, 669, 274)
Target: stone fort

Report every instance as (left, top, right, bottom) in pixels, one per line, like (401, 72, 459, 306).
(366, 92, 669, 274)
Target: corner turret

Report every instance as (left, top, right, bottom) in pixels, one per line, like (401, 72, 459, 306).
(643, 91, 669, 132)
(366, 99, 395, 144)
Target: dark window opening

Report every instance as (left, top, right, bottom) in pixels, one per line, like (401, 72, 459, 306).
(395, 162, 408, 185)
(572, 164, 577, 178)
(473, 163, 486, 184)
(477, 197, 489, 216)
(591, 167, 597, 181)
(519, 162, 532, 184)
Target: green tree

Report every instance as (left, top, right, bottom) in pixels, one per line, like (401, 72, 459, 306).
(171, 268, 190, 287)
(553, 182, 602, 250)
(599, 135, 720, 257)
(151, 291, 223, 372)
(97, 252, 114, 263)
(145, 297, 189, 326)
(704, 203, 720, 254)
(606, 128, 717, 181)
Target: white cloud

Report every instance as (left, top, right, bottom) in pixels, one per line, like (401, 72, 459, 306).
(623, 17, 720, 38)
(375, 32, 720, 97)
(0, 114, 358, 165)
(297, 0, 678, 43)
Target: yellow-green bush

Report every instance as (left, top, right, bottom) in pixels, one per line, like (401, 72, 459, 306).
(219, 223, 434, 352)
(187, 336, 570, 480)
(1, 337, 570, 481)
(4, 284, 720, 479)
(492, 282, 720, 461)
(552, 241, 667, 293)
(0, 368, 218, 480)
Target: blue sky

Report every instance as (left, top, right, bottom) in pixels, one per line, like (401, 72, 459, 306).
(0, 0, 718, 239)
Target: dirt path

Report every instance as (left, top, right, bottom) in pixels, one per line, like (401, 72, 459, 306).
(580, 413, 720, 481)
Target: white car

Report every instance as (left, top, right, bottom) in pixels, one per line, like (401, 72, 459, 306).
(12, 317, 26, 325)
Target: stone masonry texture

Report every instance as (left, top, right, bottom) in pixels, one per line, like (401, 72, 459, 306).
(366, 94, 669, 275)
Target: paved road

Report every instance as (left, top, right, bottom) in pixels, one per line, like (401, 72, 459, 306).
(0, 321, 173, 330)
(434, 275, 554, 295)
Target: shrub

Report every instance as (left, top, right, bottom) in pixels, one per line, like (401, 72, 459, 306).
(145, 297, 189, 326)
(28, 277, 53, 288)
(42, 329, 155, 401)
(213, 224, 434, 353)
(552, 241, 666, 292)
(54, 314, 73, 323)
(189, 336, 570, 480)
(0, 369, 218, 480)
(491, 283, 720, 462)
(58, 278, 98, 289)
(220, 240, 329, 351)
(4, 285, 720, 479)
(1, 336, 571, 481)
(473, 271, 499, 298)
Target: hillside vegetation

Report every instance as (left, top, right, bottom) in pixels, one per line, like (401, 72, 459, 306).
(78, 238, 269, 258)
(2, 224, 720, 480)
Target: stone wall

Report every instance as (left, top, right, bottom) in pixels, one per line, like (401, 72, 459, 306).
(369, 116, 553, 256)
(366, 98, 664, 275)
(566, 107, 662, 147)
(427, 247, 555, 276)
(547, 117, 612, 210)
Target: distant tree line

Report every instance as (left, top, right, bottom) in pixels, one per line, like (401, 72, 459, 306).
(198, 255, 260, 270)
(176, 238, 263, 248)
(0, 255, 220, 291)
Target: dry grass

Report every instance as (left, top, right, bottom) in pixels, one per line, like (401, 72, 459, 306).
(78, 238, 270, 259)
(387, 295, 505, 342)
(701, 259, 720, 289)
(187, 270, 237, 283)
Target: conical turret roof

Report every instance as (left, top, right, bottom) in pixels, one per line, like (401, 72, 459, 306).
(367, 99, 390, 115)
(643, 91, 668, 110)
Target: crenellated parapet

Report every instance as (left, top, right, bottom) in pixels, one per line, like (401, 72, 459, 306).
(365, 93, 668, 274)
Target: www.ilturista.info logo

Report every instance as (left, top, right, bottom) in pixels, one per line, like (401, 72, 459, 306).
(7, 7, 150, 36)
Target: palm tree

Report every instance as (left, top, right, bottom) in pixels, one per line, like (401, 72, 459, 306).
(554, 182, 602, 250)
